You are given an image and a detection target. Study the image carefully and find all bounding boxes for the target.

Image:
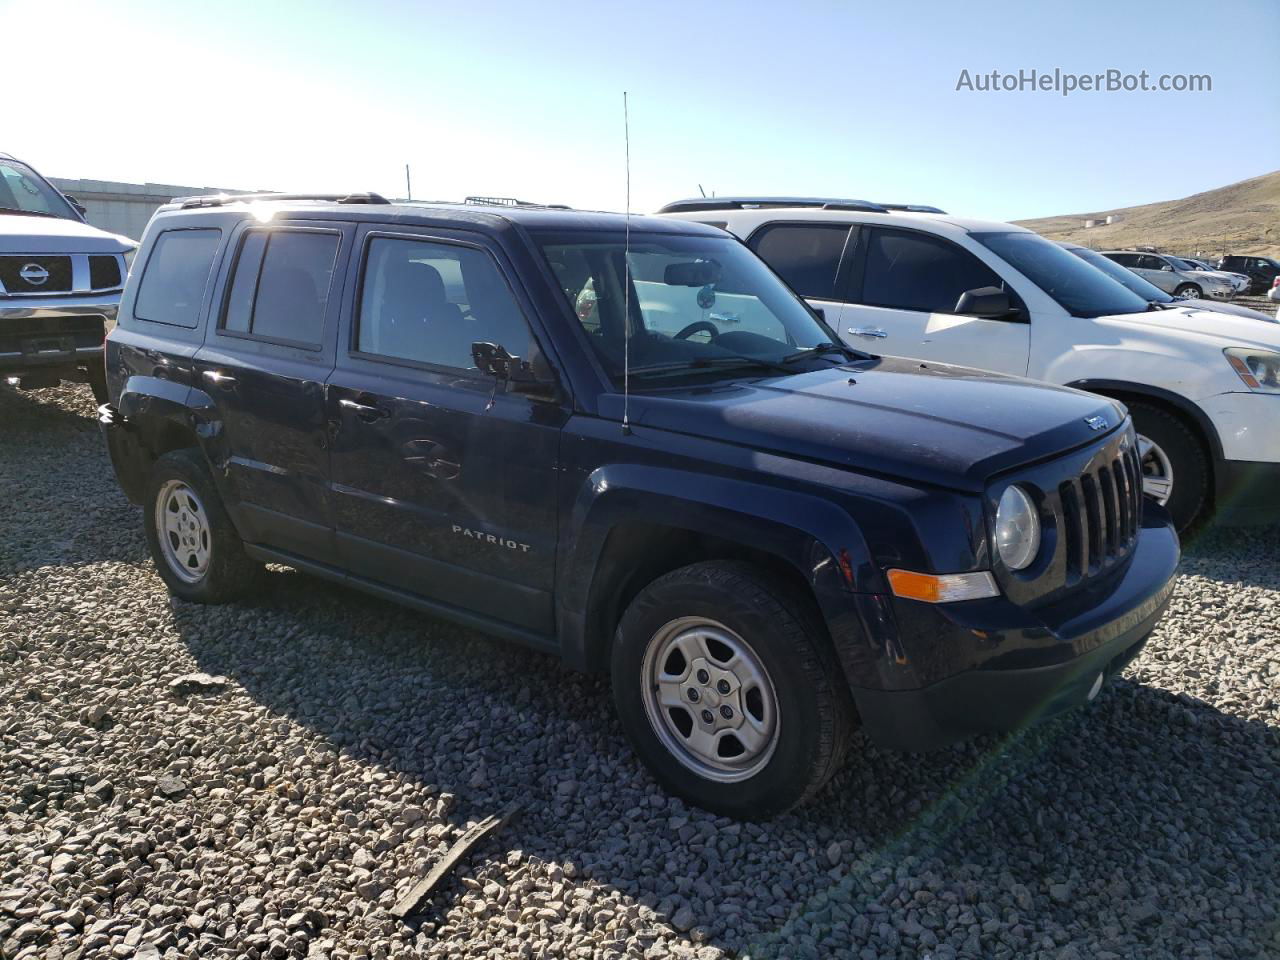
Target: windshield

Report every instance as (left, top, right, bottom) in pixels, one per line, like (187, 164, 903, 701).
(0, 159, 78, 219)
(1064, 245, 1174, 303)
(534, 231, 846, 382)
(973, 231, 1152, 318)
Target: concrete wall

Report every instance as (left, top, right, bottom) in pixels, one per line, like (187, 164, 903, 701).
(47, 178, 257, 240)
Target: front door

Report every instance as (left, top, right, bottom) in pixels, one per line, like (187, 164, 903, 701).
(838, 226, 1030, 377)
(194, 220, 352, 563)
(326, 227, 566, 635)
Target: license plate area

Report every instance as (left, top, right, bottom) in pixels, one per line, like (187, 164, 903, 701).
(22, 336, 75, 357)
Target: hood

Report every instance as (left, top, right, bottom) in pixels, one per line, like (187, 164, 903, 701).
(1181, 298, 1277, 323)
(599, 357, 1124, 493)
(0, 213, 135, 254)
(1098, 306, 1280, 348)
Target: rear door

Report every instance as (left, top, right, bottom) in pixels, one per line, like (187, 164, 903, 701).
(194, 219, 353, 564)
(325, 226, 566, 635)
(746, 222, 855, 328)
(839, 226, 1030, 376)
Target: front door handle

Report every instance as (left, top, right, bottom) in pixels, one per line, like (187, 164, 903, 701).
(202, 370, 237, 386)
(339, 397, 389, 422)
(847, 326, 888, 339)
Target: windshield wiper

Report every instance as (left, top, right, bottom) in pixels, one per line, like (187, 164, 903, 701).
(0, 207, 60, 219)
(781, 341, 858, 364)
(630, 354, 796, 379)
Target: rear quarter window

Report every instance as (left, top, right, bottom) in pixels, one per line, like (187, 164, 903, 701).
(133, 228, 223, 328)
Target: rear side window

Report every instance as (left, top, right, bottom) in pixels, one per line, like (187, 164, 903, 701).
(134, 228, 222, 328)
(356, 235, 531, 371)
(859, 228, 1004, 314)
(221, 229, 340, 347)
(750, 224, 850, 300)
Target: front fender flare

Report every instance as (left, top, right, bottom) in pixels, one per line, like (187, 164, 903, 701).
(556, 464, 875, 670)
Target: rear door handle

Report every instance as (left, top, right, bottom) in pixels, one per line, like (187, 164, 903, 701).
(202, 370, 237, 386)
(847, 326, 888, 339)
(339, 397, 389, 421)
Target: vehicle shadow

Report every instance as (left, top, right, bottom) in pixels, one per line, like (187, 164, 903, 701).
(1179, 521, 1280, 590)
(168, 566, 1279, 958)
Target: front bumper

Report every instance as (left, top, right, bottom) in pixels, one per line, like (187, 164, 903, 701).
(845, 508, 1180, 751)
(0, 293, 118, 377)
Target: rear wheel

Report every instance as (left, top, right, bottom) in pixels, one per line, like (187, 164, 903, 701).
(1127, 401, 1210, 533)
(611, 561, 855, 819)
(1173, 283, 1201, 299)
(143, 449, 261, 602)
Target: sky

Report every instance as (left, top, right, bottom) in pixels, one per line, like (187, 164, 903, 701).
(6, 0, 1278, 221)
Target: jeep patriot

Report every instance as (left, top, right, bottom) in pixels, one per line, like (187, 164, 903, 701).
(100, 193, 1180, 817)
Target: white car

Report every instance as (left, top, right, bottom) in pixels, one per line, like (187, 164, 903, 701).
(1101, 251, 1238, 301)
(1182, 257, 1251, 294)
(658, 197, 1280, 531)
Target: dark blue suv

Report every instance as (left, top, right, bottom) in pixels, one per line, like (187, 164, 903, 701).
(100, 194, 1180, 818)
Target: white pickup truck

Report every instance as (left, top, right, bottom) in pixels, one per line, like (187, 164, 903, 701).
(659, 197, 1280, 531)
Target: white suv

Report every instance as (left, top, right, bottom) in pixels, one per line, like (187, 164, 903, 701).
(658, 197, 1280, 531)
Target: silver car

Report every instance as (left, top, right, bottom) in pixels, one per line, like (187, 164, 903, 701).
(1101, 250, 1237, 301)
(1181, 258, 1251, 294)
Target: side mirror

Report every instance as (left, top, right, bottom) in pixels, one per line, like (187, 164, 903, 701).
(1160, 264, 1173, 272)
(471, 340, 544, 391)
(954, 286, 1018, 319)
(65, 195, 87, 218)
(811, 306, 826, 322)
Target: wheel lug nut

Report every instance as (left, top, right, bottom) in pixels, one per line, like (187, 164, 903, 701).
(720, 705, 733, 719)
(696, 669, 710, 684)
(700, 709, 714, 724)
(717, 679, 730, 694)
(687, 688, 700, 702)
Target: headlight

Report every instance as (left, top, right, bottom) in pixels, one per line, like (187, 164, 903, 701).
(995, 485, 1041, 571)
(1225, 348, 1280, 393)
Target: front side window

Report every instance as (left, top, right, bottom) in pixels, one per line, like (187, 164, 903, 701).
(134, 228, 223, 328)
(222, 229, 340, 346)
(859, 228, 1006, 314)
(0, 159, 77, 219)
(534, 230, 839, 383)
(357, 236, 531, 370)
(974, 231, 1151, 319)
(749, 224, 851, 300)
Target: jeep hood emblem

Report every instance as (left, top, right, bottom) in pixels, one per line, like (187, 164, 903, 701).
(1085, 415, 1109, 432)
(19, 262, 49, 285)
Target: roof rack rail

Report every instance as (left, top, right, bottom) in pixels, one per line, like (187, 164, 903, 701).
(657, 197, 889, 214)
(875, 202, 947, 214)
(176, 191, 391, 209)
(463, 196, 573, 210)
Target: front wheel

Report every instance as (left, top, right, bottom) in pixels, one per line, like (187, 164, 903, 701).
(611, 561, 855, 819)
(1173, 283, 1201, 299)
(1128, 401, 1210, 533)
(143, 448, 261, 602)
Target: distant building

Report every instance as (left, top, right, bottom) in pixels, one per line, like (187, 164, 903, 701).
(1084, 219, 1099, 229)
(47, 177, 258, 240)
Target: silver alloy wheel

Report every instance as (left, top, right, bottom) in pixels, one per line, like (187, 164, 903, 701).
(1137, 433, 1174, 505)
(155, 479, 212, 583)
(640, 617, 780, 783)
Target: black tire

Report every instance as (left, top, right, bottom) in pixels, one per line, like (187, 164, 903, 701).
(1127, 400, 1210, 533)
(86, 362, 108, 405)
(143, 448, 261, 602)
(1173, 283, 1201, 299)
(611, 560, 855, 819)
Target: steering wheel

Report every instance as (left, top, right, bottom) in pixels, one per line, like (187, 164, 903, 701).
(673, 320, 719, 341)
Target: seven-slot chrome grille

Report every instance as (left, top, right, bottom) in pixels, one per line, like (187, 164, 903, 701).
(1057, 442, 1143, 584)
(993, 422, 1145, 608)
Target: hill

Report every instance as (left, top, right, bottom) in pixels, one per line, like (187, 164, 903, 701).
(1013, 170, 1280, 259)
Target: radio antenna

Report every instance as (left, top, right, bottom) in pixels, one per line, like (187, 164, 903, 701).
(621, 90, 633, 436)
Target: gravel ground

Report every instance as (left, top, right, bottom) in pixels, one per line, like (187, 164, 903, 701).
(1, 383, 1277, 960)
